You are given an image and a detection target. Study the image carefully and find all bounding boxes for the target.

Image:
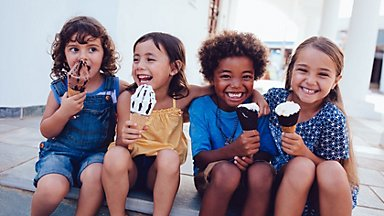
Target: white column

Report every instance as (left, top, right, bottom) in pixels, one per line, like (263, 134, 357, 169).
(340, 0, 381, 119)
(318, 0, 340, 41)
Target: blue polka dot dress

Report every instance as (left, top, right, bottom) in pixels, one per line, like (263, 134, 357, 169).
(264, 88, 358, 215)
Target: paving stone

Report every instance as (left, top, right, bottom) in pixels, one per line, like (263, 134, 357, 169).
(353, 206, 384, 216)
(0, 142, 37, 172)
(357, 185, 384, 210)
(358, 168, 384, 187)
(0, 127, 43, 148)
(0, 124, 18, 134)
(371, 186, 384, 203)
(357, 156, 384, 171)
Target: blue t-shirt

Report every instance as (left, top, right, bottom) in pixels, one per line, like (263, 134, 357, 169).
(189, 95, 277, 175)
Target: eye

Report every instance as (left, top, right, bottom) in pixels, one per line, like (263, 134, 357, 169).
(219, 74, 231, 80)
(242, 74, 253, 81)
(147, 58, 156, 62)
(89, 47, 98, 53)
(319, 72, 330, 78)
(69, 47, 78, 53)
(296, 68, 308, 73)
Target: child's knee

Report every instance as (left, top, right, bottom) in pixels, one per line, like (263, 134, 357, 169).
(317, 161, 348, 191)
(103, 146, 132, 172)
(81, 163, 103, 185)
(248, 163, 274, 187)
(210, 162, 241, 189)
(156, 149, 180, 171)
(36, 174, 70, 200)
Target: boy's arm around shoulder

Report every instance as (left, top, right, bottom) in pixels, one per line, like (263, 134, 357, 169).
(251, 89, 270, 116)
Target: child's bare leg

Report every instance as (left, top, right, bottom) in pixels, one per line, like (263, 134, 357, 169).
(76, 163, 103, 216)
(243, 162, 274, 216)
(317, 160, 352, 216)
(102, 146, 137, 216)
(31, 174, 70, 216)
(274, 157, 315, 216)
(199, 162, 241, 216)
(147, 149, 180, 216)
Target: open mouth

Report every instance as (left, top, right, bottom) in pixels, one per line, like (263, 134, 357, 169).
(301, 87, 319, 94)
(137, 74, 153, 84)
(226, 92, 244, 98)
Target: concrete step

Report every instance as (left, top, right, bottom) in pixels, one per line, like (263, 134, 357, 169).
(0, 159, 202, 215)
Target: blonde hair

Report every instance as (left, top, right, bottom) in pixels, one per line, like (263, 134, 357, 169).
(285, 36, 359, 188)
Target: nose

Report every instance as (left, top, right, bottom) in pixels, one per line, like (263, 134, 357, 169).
(230, 78, 241, 88)
(78, 50, 89, 62)
(133, 59, 145, 70)
(306, 73, 317, 85)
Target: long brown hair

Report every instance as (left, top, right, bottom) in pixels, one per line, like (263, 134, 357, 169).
(285, 36, 359, 188)
(127, 32, 189, 99)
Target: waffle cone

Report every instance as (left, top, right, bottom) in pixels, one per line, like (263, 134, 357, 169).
(130, 113, 149, 130)
(282, 125, 296, 133)
(67, 87, 81, 97)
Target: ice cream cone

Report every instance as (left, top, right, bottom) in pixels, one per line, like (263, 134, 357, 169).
(281, 125, 296, 133)
(275, 101, 300, 133)
(236, 103, 259, 131)
(67, 86, 81, 97)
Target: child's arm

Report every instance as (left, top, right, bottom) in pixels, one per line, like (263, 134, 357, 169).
(281, 132, 324, 165)
(251, 89, 270, 116)
(194, 130, 260, 170)
(118, 79, 130, 94)
(115, 91, 143, 147)
(40, 91, 86, 138)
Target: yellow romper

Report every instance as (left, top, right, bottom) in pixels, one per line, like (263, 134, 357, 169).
(130, 99, 188, 164)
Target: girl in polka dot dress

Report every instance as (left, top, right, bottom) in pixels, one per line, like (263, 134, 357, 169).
(264, 36, 359, 216)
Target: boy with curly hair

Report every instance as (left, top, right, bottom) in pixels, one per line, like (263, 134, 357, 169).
(189, 30, 277, 216)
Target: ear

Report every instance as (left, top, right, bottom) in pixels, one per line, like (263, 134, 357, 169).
(333, 75, 342, 89)
(170, 60, 182, 76)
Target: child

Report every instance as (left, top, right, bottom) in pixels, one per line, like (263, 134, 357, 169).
(264, 36, 359, 215)
(101, 32, 269, 216)
(31, 16, 126, 216)
(189, 30, 277, 216)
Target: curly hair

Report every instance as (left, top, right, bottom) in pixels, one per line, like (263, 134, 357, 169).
(127, 32, 189, 99)
(50, 16, 119, 80)
(198, 30, 268, 82)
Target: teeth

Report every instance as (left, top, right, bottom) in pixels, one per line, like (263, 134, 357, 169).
(138, 74, 152, 80)
(302, 87, 316, 94)
(227, 93, 242, 98)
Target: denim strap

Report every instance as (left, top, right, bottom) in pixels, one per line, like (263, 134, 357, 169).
(51, 79, 67, 97)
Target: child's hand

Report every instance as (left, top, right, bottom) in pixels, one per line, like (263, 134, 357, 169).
(251, 89, 270, 116)
(120, 120, 144, 146)
(281, 132, 308, 156)
(59, 92, 86, 118)
(232, 155, 253, 171)
(232, 130, 260, 156)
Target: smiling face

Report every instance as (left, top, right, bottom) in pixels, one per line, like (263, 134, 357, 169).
(290, 46, 341, 108)
(64, 34, 103, 80)
(212, 56, 255, 111)
(132, 39, 175, 92)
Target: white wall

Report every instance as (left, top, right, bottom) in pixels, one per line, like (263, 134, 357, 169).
(0, 0, 210, 107)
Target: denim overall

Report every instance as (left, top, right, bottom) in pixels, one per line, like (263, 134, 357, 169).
(34, 76, 118, 187)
